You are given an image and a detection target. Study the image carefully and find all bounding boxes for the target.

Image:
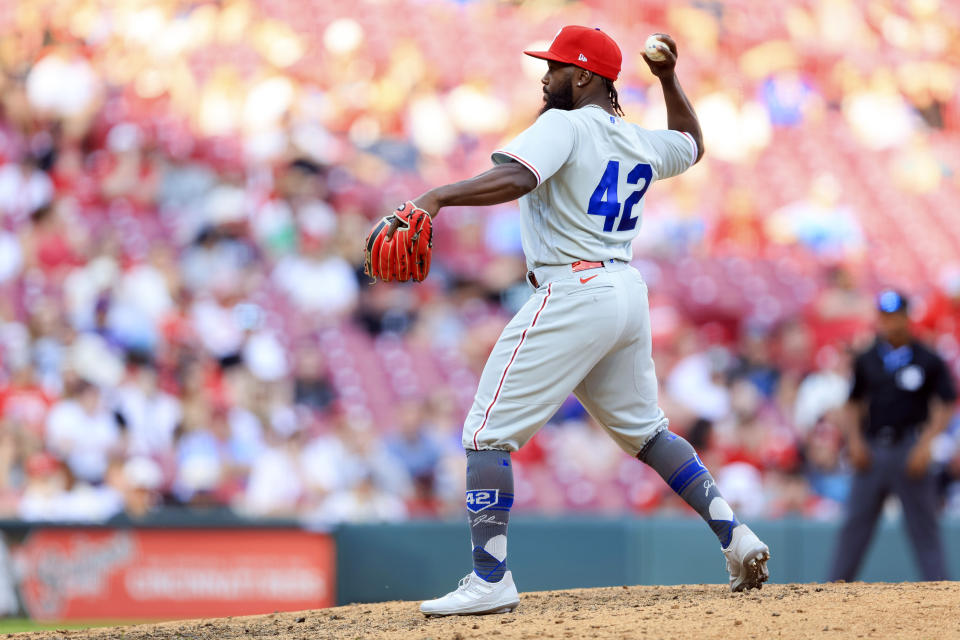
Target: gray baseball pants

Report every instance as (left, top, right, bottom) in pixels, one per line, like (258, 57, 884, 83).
(462, 260, 668, 456)
(829, 433, 948, 581)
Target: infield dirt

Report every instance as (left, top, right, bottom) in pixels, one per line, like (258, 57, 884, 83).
(14, 582, 960, 640)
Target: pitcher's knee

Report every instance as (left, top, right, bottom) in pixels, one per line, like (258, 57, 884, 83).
(608, 414, 669, 458)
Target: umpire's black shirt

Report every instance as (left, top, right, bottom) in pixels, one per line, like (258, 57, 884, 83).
(849, 338, 957, 439)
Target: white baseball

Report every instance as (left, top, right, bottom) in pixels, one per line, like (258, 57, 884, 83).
(645, 35, 668, 61)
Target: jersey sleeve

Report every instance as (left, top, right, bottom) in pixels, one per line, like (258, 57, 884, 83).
(491, 109, 575, 187)
(646, 129, 698, 180)
(929, 354, 958, 402)
(848, 354, 867, 401)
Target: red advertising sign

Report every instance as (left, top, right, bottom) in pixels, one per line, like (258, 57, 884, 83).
(13, 528, 335, 621)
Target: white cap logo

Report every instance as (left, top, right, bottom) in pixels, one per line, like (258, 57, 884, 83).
(578, 53, 588, 62)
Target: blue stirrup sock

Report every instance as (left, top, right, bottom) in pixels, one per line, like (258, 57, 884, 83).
(466, 449, 514, 583)
(638, 430, 740, 548)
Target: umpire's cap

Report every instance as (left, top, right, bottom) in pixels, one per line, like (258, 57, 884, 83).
(524, 26, 621, 81)
(877, 289, 909, 314)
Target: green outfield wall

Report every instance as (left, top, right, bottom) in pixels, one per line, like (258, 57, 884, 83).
(335, 517, 960, 605)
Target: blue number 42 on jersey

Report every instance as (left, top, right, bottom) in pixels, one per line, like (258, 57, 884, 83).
(587, 160, 653, 232)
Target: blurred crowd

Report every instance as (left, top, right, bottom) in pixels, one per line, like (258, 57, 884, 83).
(0, 0, 960, 525)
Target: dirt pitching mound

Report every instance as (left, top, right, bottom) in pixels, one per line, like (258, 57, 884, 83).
(17, 582, 960, 640)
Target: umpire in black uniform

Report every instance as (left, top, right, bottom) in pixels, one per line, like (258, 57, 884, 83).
(830, 290, 956, 581)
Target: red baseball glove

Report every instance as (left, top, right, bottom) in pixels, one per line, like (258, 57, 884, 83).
(363, 201, 434, 283)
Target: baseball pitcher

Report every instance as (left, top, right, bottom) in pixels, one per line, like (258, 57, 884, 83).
(365, 26, 771, 616)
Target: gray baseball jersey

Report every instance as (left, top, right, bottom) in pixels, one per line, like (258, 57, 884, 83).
(492, 106, 697, 271)
(464, 106, 698, 456)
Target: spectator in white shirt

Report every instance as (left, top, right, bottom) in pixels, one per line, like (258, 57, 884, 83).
(45, 380, 121, 483)
(18, 453, 69, 521)
(308, 473, 407, 525)
(239, 435, 304, 517)
(115, 361, 182, 457)
(0, 159, 52, 223)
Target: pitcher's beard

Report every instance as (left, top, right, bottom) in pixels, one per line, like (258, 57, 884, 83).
(539, 79, 575, 115)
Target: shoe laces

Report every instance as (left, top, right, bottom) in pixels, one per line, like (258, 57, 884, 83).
(443, 573, 475, 597)
(721, 545, 738, 576)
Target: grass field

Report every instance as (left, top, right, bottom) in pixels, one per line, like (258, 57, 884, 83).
(0, 619, 138, 634)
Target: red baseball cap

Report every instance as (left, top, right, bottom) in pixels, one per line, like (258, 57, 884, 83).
(524, 26, 622, 81)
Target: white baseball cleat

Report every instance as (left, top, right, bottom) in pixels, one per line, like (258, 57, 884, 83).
(420, 571, 520, 616)
(722, 524, 770, 592)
